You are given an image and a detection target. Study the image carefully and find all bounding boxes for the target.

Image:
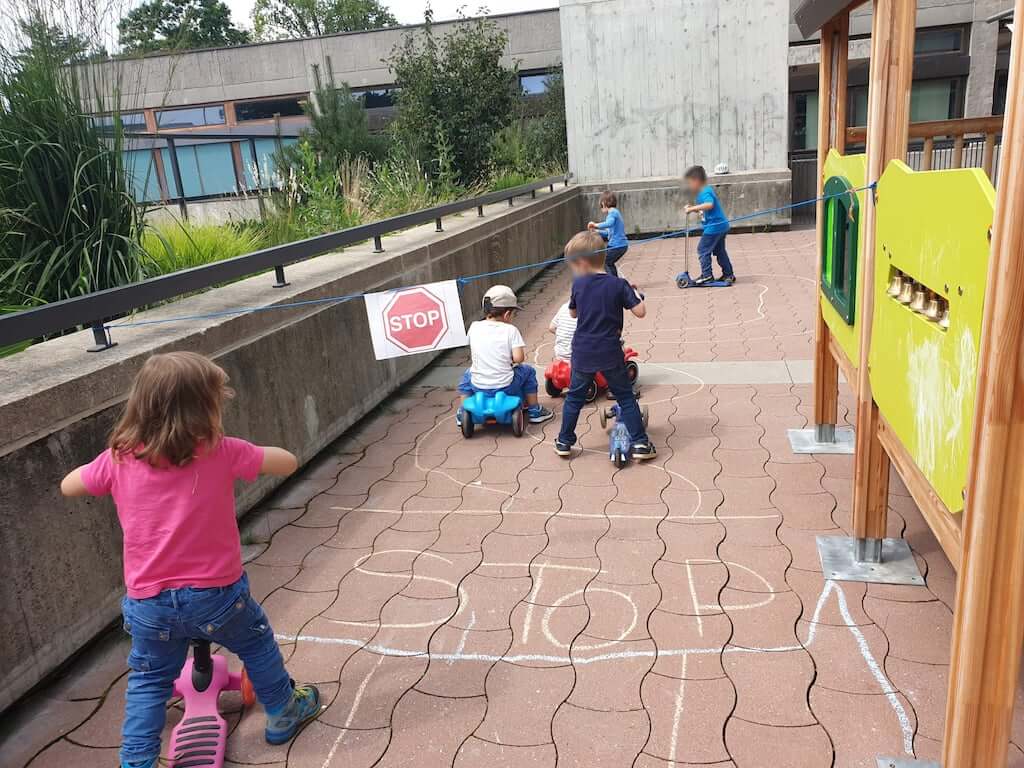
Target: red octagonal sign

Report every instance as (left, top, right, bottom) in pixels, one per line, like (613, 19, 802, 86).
(383, 287, 450, 353)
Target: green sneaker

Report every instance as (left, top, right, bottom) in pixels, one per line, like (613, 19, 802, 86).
(265, 683, 321, 745)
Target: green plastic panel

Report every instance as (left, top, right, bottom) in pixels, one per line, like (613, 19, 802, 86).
(821, 175, 860, 325)
(820, 151, 868, 367)
(868, 160, 995, 514)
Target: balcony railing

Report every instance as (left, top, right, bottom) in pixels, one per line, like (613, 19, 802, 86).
(0, 174, 571, 353)
(847, 116, 1005, 180)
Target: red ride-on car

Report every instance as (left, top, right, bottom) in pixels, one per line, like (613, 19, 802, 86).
(544, 348, 641, 403)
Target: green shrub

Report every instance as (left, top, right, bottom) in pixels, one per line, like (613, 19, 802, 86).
(143, 221, 267, 274)
(0, 24, 145, 309)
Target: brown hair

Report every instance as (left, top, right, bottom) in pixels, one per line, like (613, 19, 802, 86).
(110, 352, 233, 467)
(684, 165, 707, 183)
(564, 231, 607, 269)
(599, 190, 618, 208)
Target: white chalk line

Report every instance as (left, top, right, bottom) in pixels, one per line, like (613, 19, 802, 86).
(330, 505, 778, 523)
(802, 580, 915, 756)
(669, 653, 688, 765)
(319, 649, 386, 768)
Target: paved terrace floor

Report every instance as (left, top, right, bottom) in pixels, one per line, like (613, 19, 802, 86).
(7, 230, 1024, 768)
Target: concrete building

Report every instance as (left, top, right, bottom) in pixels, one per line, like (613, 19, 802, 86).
(85, 2, 1012, 212)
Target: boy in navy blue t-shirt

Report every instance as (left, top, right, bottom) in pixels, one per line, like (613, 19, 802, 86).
(684, 165, 736, 285)
(554, 231, 656, 460)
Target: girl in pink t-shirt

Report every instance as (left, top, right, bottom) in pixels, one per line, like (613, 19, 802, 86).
(61, 351, 320, 768)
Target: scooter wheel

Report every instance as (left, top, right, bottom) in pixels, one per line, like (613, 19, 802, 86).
(461, 412, 475, 439)
(544, 377, 562, 398)
(585, 382, 599, 403)
(241, 669, 256, 708)
(511, 408, 525, 437)
(614, 452, 628, 469)
(642, 406, 650, 430)
(676, 278, 689, 290)
(599, 408, 608, 430)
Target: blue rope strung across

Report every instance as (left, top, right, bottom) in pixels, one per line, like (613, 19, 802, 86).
(107, 181, 876, 331)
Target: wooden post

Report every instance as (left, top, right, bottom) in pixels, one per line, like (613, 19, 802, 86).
(812, 13, 850, 439)
(850, 0, 916, 558)
(982, 132, 997, 180)
(943, 1, 1024, 764)
(952, 134, 965, 169)
(922, 136, 934, 171)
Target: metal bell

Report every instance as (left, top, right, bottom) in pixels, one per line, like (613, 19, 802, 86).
(924, 293, 942, 321)
(887, 272, 904, 297)
(910, 286, 928, 312)
(898, 280, 915, 304)
(938, 303, 950, 330)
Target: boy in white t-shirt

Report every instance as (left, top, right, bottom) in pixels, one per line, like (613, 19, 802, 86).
(457, 285, 554, 425)
(549, 301, 577, 361)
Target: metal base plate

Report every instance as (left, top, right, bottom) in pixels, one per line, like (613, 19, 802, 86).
(817, 536, 925, 586)
(876, 759, 940, 768)
(788, 426, 855, 454)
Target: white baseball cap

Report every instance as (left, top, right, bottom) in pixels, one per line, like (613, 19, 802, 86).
(483, 285, 522, 311)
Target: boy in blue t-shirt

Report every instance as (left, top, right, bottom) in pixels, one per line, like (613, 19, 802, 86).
(684, 165, 736, 285)
(554, 231, 656, 460)
(587, 190, 629, 278)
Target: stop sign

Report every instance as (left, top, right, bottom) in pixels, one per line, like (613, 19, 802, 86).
(383, 287, 450, 353)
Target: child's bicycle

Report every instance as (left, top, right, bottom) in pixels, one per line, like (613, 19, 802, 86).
(167, 640, 255, 767)
(599, 403, 651, 468)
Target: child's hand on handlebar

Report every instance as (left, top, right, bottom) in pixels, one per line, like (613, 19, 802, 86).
(587, 221, 598, 230)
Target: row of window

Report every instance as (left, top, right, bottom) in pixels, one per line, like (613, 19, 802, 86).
(123, 137, 298, 203)
(791, 77, 965, 151)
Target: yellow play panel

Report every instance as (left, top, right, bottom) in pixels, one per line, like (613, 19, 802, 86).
(820, 150, 868, 367)
(869, 160, 994, 514)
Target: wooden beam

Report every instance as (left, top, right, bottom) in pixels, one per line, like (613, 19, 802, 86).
(851, 0, 916, 546)
(877, 415, 961, 569)
(952, 134, 965, 169)
(812, 13, 850, 432)
(943, 0, 1024, 763)
(847, 115, 1005, 144)
(982, 132, 997, 180)
(922, 136, 934, 171)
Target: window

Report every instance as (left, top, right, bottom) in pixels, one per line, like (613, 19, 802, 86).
(791, 91, 819, 151)
(910, 78, 962, 122)
(91, 111, 146, 130)
(520, 73, 549, 96)
(914, 26, 964, 55)
(242, 137, 298, 189)
(821, 175, 859, 325)
(236, 97, 305, 121)
(848, 86, 869, 129)
(351, 88, 397, 109)
(994, 70, 1008, 116)
(156, 105, 225, 129)
(123, 149, 162, 202)
(163, 141, 238, 198)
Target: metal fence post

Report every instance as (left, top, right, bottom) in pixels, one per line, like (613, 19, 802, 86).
(86, 322, 116, 353)
(435, 217, 444, 232)
(373, 235, 384, 253)
(164, 136, 189, 222)
(248, 137, 268, 222)
(272, 265, 289, 288)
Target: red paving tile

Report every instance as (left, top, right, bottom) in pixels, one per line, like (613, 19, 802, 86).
(17, 230, 1019, 768)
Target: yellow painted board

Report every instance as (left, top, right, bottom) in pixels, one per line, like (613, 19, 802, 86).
(869, 160, 994, 514)
(820, 150, 868, 367)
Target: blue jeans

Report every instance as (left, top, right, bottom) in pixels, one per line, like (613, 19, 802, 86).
(605, 246, 628, 278)
(557, 362, 649, 446)
(458, 364, 538, 399)
(119, 573, 291, 765)
(697, 232, 734, 279)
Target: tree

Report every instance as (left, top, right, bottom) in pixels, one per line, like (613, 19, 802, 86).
(118, 0, 250, 55)
(388, 9, 518, 185)
(252, 0, 397, 41)
(16, 15, 99, 65)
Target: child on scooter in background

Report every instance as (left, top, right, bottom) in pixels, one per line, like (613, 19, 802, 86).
(683, 165, 737, 285)
(554, 231, 656, 460)
(60, 352, 321, 768)
(457, 284, 555, 426)
(587, 190, 630, 278)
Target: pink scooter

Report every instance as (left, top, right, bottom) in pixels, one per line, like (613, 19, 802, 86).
(168, 640, 255, 767)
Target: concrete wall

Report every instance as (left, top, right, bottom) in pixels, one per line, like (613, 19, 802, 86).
(559, 0, 790, 183)
(580, 169, 792, 236)
(0, 187, 582, 713)
(81, 10, 563, 112)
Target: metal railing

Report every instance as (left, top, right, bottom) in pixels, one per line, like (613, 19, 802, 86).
(0, 174, 571, 353)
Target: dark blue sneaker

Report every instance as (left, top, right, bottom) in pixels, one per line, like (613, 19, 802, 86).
(527, 405, 554, 424)
(265, 683, 321, 745)
(121, 759, 156, 768)
(554, 440, 572, 457)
